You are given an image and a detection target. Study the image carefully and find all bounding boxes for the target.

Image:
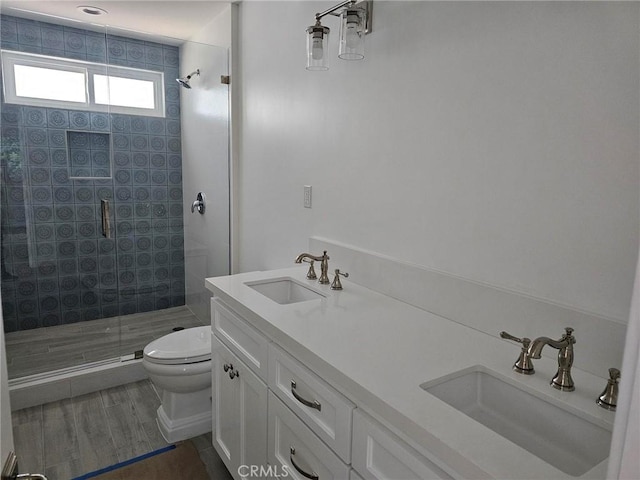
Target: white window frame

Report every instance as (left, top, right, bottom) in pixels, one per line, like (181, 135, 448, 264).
(1, 50, 165, 118)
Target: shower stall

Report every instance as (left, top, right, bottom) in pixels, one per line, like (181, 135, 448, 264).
(0, 12, 230, 382)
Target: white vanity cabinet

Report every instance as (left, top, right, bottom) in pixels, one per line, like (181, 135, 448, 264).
(211, 295, 455, 480)
(211, 299, 270, 480)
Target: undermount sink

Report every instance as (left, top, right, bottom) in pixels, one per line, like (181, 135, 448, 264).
(421, 366, 611, 477)
(245, 277, 326, 305)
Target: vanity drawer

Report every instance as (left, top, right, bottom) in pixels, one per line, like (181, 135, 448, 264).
(212, 298, 269, 381)
(268, 391, 350, 480)
(268, 344, 354, 462)
(352, 410, 453, 480)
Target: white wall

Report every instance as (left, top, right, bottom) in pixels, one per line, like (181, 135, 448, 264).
(237, 1, 639, 323)
(182, 5, 232, 322)
(189, 4, 232, 48)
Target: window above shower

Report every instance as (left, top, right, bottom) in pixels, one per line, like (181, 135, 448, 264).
(1, 50, 166, 117)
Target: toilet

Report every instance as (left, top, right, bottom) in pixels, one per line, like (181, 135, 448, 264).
(142, 326, 212, 443)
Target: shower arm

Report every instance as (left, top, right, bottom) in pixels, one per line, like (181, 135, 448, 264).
(185, 69, 199, 79)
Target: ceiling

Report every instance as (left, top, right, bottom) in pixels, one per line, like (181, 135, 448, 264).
(0, 1, 229, 44)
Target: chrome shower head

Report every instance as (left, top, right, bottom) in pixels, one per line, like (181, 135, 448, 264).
(176, 69, 200, 89)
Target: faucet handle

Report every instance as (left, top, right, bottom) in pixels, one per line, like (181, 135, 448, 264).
(330, 269, 349, 290)
(561, 327, 576, 346)
(608, 367, 621, 381)
(500, 331, 535, 375)
(302, 259, 317, 280)
(597, 367, 620, 411)
(500, 331, 529, 345)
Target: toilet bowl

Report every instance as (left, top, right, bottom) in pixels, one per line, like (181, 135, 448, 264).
(142, 326, 212, 443)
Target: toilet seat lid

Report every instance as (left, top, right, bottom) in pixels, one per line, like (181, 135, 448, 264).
(144, 326, 211, 365)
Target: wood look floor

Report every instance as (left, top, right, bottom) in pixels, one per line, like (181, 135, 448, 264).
(12, 379, 233, 480)
(5, 306, 205, 379)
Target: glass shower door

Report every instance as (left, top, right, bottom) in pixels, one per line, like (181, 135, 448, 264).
(110, 34, 231, 358)
(0, 16, 122, 379)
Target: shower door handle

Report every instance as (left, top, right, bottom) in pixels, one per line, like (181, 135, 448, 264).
(101, 199, 111, 239)
(191, 192, 206, 214)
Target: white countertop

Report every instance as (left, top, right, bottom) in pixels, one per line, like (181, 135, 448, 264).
(206, 267, 616, 480)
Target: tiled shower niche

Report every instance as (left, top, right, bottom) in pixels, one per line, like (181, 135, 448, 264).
(67, 131, 112, 179)
(0, 15, 185, 333)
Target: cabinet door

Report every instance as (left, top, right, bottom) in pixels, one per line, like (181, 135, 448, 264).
(352, 410, 453, 480)
(351, 469, 366, 480)
(213, 334, 239, 473)
(212, 335, 268, 479)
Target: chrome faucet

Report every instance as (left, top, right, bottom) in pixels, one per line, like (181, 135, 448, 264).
(527, 327, 576, 391)
(295, 250, 330, 284)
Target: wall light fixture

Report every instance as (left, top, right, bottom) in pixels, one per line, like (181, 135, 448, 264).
(306, 0, 372, 71)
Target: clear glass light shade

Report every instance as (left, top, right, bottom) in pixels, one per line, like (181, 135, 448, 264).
(306, 24, 330, 71)
(338, 9, 365, 60)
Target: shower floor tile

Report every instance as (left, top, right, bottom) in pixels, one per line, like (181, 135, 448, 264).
(5, 306, 205, 379)
(11, 379, 232, 480)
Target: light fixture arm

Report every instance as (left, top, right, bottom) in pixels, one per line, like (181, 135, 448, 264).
(315, 0, 372, 34)
(315, 0, 356, 21)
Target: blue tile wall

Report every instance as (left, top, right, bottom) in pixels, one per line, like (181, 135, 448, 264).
(0, 15, 184, 333)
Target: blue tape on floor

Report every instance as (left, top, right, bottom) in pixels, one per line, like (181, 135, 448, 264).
(71, 444, 177, 480)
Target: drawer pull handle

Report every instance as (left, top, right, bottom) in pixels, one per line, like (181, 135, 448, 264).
(291, 380, 321, 411)
(289, 446, 318, 480)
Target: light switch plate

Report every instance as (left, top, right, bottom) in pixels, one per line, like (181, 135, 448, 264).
(304, 185, 312, 208)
